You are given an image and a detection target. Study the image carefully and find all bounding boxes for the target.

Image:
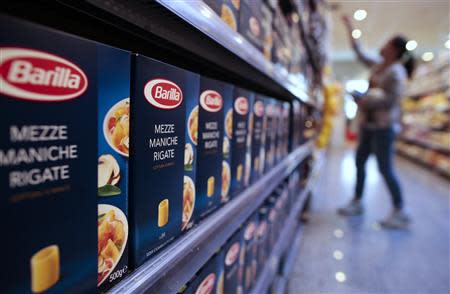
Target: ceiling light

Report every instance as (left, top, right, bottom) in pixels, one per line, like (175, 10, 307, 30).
(335, 272, 347, 283)
(353, 9, 367, 21)
(333, 250, 344, 260)
(352, 29, 362, 39)
(445, 40, 450, 49)
(422, 52, 434, 62)
(405, 40, 417, 51)
(334, 229, 344, 238)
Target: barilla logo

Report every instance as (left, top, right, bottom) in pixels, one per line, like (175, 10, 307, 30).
(265, 104, 273, 116)
(200, 90, 222, 112)
(0, 47, 88, 102)
(234, 96, 249, 115)
(254, 101, 264, 117)
(225, 243, 240, 266)
(244, 222, 256, 240)
(144, 78, 183, 109)
(196, 273, 216, 294)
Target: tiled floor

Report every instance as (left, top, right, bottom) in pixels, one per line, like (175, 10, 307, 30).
(288, 147, 450, 294)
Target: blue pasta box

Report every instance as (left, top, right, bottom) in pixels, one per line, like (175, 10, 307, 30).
(221, 84, 233, 204)
(194, 77, 229, 219)
(256, 205, 270, 276)
(239, 0, 265, 52)
(0, 16, 98, 293)
(202, 0, 239, 32)
(182, 75, 200, 232)
(290, 99, 302, 151)
(180, 251, 225, 294)
(263, 98, 277, 173)
(223, 229, 244, 294)
(242, 211, 259, 293)
(266, 195, 279, 249)
(249, 95, 265, 184)
(97, 46, 131, 292)
(281, 102, 291, 158)
(229, 87, 253, 198)
(274, 100, 283, 164)
(130, 55, 200, 267)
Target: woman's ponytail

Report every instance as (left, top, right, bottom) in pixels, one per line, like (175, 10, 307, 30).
(392, 35, 416, 79)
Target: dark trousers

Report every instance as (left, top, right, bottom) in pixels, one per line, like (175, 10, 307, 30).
(355, 127, 403, 209)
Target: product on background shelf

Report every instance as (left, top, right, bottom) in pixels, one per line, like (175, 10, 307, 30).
(274, 100, 284, 163)
(249, 95, 266, 184)
(242, 211, 259, 293)
(203, 0, 240, 32)
(97, 46, 131, 292)
(282, 102, 291, 157)
(130, 56, 199, 267)
(263, 97, 277, 173)
(229, 87, 254, 198)
(221, 86, 233, 203)
(1, 16, 98, 293)
(223, 229, 245, 294)
(239, 0, 265, 52)
(195, 77, 229, 219)
(260, 1, 274, 60)
(183, 77, 200, 232)
(256, 205, 270, 277)
(180, 251, 225, 294)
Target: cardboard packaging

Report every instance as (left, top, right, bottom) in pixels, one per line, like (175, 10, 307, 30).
(195, 77, 229, 218)
(242, 212, 259, 293)
(130, 55, 199, 267)
(223, 229, 245, 294)
(249, 95, 265, 184)
(229, 88, 254, 197)
(180, 251, 225, 294)
(239, 0, 265, 51)
(0, 16, 98, 293)
(203, 0, 240, 32)
(97, 45, 131, 292)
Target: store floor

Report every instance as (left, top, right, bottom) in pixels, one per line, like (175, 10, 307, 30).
(288, 146, 450, 294)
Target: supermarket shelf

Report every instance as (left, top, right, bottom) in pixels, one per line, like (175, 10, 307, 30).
(250, 151, 324, 294)
(398, 136, 450, 155)
(156, 0, 311, 105)
(3, 1, 316, 106)
(108, 141, 314, 294)
(396, 149, 450, 180)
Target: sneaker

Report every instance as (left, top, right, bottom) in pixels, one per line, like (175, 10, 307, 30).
(338, 199, 363, 216)
(380, 210, 411, 229)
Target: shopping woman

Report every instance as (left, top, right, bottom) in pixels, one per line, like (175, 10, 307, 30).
(338, 15, 415, 229)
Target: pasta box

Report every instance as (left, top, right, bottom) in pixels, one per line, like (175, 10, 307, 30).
(182, 73, 200, 232)
(180, 251, 225, 294)
(242, 211, 259, 292)
(282, 102, 291, 158)
(97, 45, 131, 292)
(194, 77, 229, 219)
(223, 229, 244, 294)
(202, 0, 239, 32)
(256, 205, 270, 276)
(221, 83, 233, 204)
(262, 97, 276, 173)
(239, 0, 264, 52)
(229, 87, 254, 198)
(0, 16, 97, 293)
(130, 55, 199, 267)
(249, 95, 265, 184)
(274, 100, 283, 164)
(290, 99, 302, 151)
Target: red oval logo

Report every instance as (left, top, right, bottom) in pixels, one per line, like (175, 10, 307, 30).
(200, 90, 222, 112)
(225, 243, 240, 266)
(234, 96, 248, 115)
(244, 222, 256, 240)
(254, 101, 264, 117)
(144, 78, 183, 109)
(0, 47, 88, 102)
(195, 273, 216, 294)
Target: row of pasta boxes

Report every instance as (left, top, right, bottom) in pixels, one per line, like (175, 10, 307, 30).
(179, 163, 305, 294)
(0, 16, 307, 293)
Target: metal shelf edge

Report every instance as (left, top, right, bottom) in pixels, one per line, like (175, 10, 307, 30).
(108, 142, 314, 294)
(156, 0, 310, 103)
